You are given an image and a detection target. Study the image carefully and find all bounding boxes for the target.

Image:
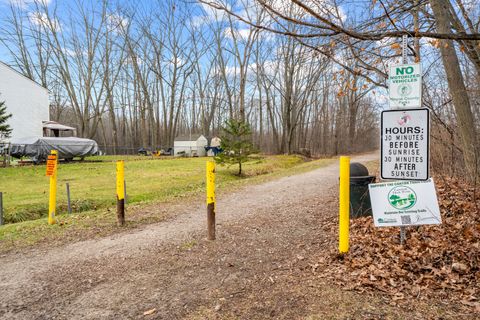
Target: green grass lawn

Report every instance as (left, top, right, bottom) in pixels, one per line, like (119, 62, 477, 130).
(0, 155, 332, 224)
(0, 155, 336, 251)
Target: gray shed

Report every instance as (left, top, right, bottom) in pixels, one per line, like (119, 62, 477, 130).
(174, 134, 208, 157)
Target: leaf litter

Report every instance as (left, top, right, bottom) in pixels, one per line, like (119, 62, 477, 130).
(318, 176, 480, 313)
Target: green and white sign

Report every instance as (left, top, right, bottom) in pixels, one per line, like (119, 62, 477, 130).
(368, 179, 441, 227)
(389, 63, 422, 108)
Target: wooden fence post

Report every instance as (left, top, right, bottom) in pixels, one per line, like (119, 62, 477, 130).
(66, 183, 72, 214)
(0, 192, 3, 225)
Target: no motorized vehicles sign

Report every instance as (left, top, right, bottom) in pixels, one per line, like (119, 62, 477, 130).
(381, 108, 429, 181)
(389, 63, 422, 108)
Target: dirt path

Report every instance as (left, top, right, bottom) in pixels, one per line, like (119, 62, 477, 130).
(1, 152, 459, 319)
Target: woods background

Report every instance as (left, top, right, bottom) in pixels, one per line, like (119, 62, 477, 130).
(0, 0, 478, 180)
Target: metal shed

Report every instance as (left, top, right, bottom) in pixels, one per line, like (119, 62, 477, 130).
(174, 134, 208, 157)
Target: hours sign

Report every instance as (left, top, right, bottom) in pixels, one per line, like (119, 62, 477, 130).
(389, 63, 422, 108)
(381, 108, 429, 181)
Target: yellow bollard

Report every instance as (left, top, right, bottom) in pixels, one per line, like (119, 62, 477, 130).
(47, 150, 58, 225)
(116, 160, 125, 226)
(339, 156, 350, 254)
(206, 161, 216, 240)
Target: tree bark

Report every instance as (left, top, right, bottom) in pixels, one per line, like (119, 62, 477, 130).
(430, 0, 479, 181)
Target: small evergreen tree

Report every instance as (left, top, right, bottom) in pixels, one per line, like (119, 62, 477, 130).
(0, 101, 12, 140)
(214, 118, 256, 176)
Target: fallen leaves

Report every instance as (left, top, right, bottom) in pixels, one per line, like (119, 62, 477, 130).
(317, 175, 480, 311)
(452, 262, 469, 274)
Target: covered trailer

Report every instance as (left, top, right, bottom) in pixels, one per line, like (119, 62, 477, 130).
(10, 137, 99, 163)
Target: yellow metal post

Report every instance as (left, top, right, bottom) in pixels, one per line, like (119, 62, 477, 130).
(339, 156, 350, 254)
(116, 160, 125, 226)
(48, 150, 58, 225)
(206, 161, 216, 240)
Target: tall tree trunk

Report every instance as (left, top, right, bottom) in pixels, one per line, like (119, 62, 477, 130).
(430, 0, 479, 181)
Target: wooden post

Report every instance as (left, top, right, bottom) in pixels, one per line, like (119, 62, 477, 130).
(116, 160, 125, 226)
(0, 191, 3, 226)
(339, 156, 350, 254)
(66, 183, 72, 214)
(47, 150, 58, 225)
(206, 161, 216, 240)
(124, 179, 127, 204)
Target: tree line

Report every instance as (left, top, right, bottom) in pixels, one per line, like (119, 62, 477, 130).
(0, 0, 378, 156)
(1, 0, 478, 181)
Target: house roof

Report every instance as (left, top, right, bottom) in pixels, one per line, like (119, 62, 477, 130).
(174, 134, 205, 141)
(0, 61, 49, 92)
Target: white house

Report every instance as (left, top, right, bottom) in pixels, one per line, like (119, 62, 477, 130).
(174, 134, 208, 157)
(0, 61, 50, 142)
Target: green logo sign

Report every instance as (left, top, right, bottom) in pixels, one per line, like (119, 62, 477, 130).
(397, 84, 412, 97)
(388, 186, 417, 210)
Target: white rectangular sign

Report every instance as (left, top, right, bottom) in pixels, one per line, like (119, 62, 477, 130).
(381, 108, 429, 180)
(389, 63, 422, 108)
(369, 179, 441, 227)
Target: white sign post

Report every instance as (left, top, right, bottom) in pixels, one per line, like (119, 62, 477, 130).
(369, 179, 441, 227)
(381, 108, 429, 181)
(389, 63, 422, 108)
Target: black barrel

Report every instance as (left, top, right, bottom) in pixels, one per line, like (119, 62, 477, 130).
(350, 163, 376, 218)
